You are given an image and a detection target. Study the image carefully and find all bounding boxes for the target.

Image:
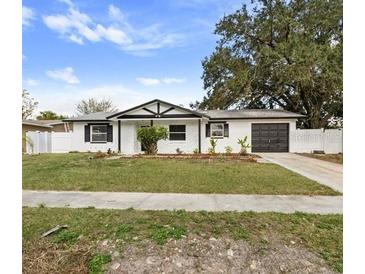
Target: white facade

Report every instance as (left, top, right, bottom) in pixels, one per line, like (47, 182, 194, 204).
(29, 99, 338, 155)
(66, 118, 297, 154)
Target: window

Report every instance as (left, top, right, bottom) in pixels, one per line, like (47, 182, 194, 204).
(169, 125, 186, 141)
(91, 125, 107, 142)
(211, 123, 224, 138)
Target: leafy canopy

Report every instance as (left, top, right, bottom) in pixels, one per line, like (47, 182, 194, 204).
(22, 89, 38, 119)
(37, 110, 68, 120)
(137, 126, 168, 155)
(76, 98, 117, 115)
(194, 0, 342, 128)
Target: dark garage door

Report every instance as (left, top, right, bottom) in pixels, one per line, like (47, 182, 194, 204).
(251, 123, 289, 152)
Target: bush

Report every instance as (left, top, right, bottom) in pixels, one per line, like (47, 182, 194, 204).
(176, 148, 183, 154)
(225, 146, 233, 155)
(193, 148, 199, 154)
(208, 138, 218, 154)
(237, 136, 250, 155)
(137, 126, 168, 155)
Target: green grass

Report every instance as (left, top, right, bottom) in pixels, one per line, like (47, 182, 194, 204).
(23, 207, 343, 272)
(22, 153, 339, 195)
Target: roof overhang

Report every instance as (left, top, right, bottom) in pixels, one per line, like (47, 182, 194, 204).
(22, 121, 53, 128)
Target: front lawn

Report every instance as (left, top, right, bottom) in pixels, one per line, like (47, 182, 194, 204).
(22, 153, 340, 195)
(23, 207, 343, 273)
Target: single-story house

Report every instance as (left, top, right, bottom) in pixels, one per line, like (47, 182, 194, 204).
(22, 120, 72, 152)
(64, 99, 305, 154)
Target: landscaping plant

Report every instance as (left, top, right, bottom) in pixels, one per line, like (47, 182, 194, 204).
(208, 138, 218, 154)
(237, 136, 250, 155)
(224, 146, 233, 155)
(137, 126, 168, 155)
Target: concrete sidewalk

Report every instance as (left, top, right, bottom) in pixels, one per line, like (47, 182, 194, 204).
(23, 190, 342, 214)
(258, 153, 343, 192)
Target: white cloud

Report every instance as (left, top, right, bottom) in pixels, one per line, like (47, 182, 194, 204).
(33, 84, 196, 116)
(23, 6, 35, 27)
(137, 77, 186, 86)
(136, 78, 161, 86)
(161, 77, 186, 84)
(42, 1, 183, 54)
(25, 78, 39, 86)
(46, 67, 80, 84)
(108, 4, 125, 22)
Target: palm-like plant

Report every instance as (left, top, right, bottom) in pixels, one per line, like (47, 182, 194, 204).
(237, 136, 250, 155)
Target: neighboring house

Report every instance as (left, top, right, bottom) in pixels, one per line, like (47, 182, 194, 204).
(22, 120, 72, 152)
(64, 99, 304, 154)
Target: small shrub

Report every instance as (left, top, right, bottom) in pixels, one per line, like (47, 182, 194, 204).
(237, 136, 250, 155)
(89, 253, 112, 274)
(68, 150, 79, 153)
(176, 148, 183, 154)
(193, 148, 199, 154)
(225, 146, 233, 155)
(208, 138, 218, 154)
(137, 126, 168, 155)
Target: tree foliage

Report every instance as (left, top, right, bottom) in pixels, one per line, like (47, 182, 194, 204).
(76, 98, 117, 115)
(36, 111, 68, 120)
(195, 0, 342, 128)
(22, 89, 38, 119)
(137, 126, 168, 155)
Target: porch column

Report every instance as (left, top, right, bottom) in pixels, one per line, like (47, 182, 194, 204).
(198, 119, 201, 153)
(118, 120, 121, 153)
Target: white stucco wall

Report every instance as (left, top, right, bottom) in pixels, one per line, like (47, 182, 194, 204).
(71, 122, 118, 152)
(201, 119, 297, 154)
(72, 118, 297, 154)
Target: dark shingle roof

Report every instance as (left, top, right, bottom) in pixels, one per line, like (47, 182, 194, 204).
(64, 111, 118, 122)
(198, 109, 305, 119)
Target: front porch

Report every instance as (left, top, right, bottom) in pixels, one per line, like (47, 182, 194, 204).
(118, 118, 203, 155)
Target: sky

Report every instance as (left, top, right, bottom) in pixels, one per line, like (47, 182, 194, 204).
(22, 0, 246, 116)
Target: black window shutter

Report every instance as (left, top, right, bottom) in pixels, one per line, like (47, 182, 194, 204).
(84, 125, 90, 142)
(224, 123, 229, 137)
(107, 125, 113, 142)
(205, 124, 210, 137)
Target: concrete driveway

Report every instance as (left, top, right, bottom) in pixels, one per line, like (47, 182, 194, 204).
(258, 153, 343, 193)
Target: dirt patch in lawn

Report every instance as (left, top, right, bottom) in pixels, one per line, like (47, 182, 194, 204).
(98, 235, 335, 274)
(23, 239, 92, 274)
(299, 153, 343, 165)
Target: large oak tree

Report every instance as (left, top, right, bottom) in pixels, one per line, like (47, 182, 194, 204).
(194, 0, 342, 128)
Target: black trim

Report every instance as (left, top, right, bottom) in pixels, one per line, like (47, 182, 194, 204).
(205, 124, 210, 137)
(142, 108, 157, 115)
(107, 99, 209, 119)
(160, 107, 174, 115)
(90, 141, 107, 144)
(118, 120, 121, 152)
(198, 120, 201, 153)
(157, 102, 160, 114)
(107, 125, 113, 142)
(84, 125, 90, 142)
(224, 123, 229, 137)
(150, 120, 153, 126)
(117, 114, 200, 119)
(208, 121, 227, 124)
(87, 122, 111, 125)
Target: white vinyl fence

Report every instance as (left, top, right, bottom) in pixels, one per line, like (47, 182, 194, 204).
(290, 128, 342, 153)
(26, 131, 72, 154)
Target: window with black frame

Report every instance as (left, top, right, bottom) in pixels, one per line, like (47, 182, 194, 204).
(169, 125, 186, 141)
(91, 125, 107, 142)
